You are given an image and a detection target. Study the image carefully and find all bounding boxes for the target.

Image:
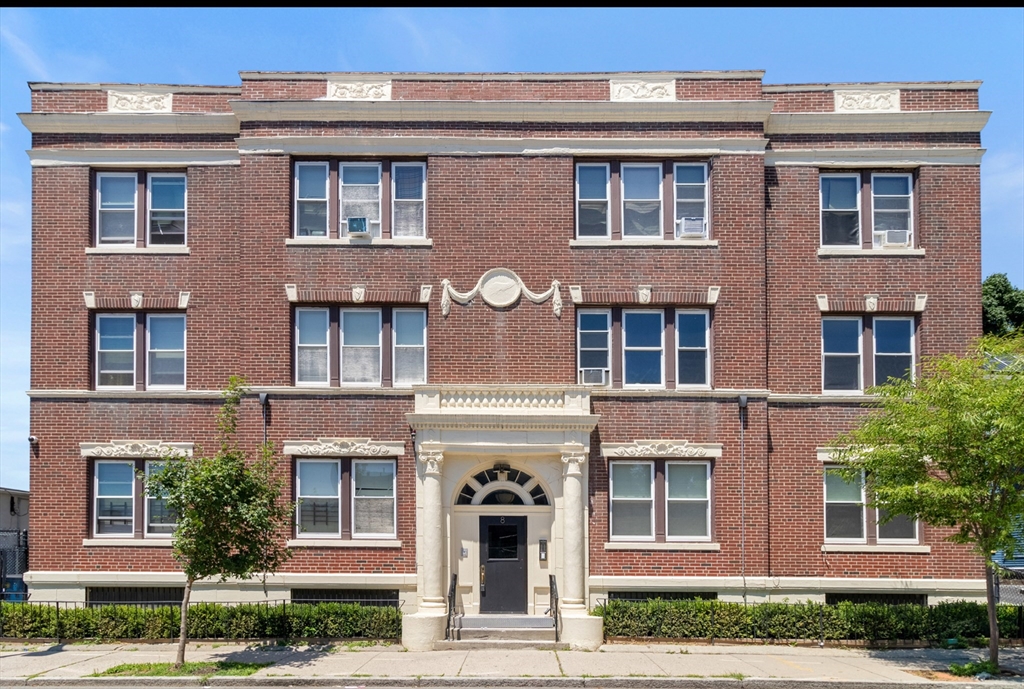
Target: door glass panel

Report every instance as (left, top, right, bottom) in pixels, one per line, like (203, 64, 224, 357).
(487, 524, 518, 560)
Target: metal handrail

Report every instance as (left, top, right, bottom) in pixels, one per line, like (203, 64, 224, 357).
(445, 573, 458, 641)
(548, 574, 560, 642)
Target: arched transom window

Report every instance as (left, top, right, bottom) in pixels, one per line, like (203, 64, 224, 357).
(455, 465, 550, 506)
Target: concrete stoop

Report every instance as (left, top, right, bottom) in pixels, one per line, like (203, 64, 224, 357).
(436, 613, 567, 649)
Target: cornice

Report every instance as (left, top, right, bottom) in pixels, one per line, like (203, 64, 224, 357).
(230, 99, 774, 124)
(239, 135, 768, 157)
(765, 147, 984, 167)
(29, 82, 241, 94)
(766, 111, 990, 134)
(239, 70, 766, 82)
(29, 149, 240, 167)
(763, 81, 981, 92)
(406, 412, 600, 433)
(18, 112, 239, 135)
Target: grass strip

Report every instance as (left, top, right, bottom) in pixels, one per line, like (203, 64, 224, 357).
(93, 661, 272, 677)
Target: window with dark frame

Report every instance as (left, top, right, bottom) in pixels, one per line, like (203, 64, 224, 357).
(294, 458, 396, 540)
(95, 312, 186, 391)
(294, 306, 426, 388)
(821, 316, 915, 393)
(95, 171, 187, 247)
(609, 459, 712, 542)
(93, 459, 177, 539)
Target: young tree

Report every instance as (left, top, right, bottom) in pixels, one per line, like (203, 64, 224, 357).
(145, 377, 291, 667)
(982, 273, 1024, 336)
(830, 334, 1024, 669)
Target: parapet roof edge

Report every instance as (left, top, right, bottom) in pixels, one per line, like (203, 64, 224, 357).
(237, 70, 767, 81)
(764, 81, 982, 92)
(28, 82, 242, 94)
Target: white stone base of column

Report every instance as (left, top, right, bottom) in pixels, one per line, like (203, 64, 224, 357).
(401, 611, 447, 651)
(560, 610, 603, 650)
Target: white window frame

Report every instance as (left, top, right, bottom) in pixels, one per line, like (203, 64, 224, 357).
(873, 316, 915, 387)
(620, 163, 663, 238)
(575, 163, 611, 239)
(824, 467, 866, 544)
(871, 173, 914, 249)
(819, 173, 862, 248)
(96, 313, 136, 390)
(622, 309, 665, 389)
(391, 162, 427, 238)
(339, 162, 383, 237)
(675, 309, 710, 389)
(293, 161, 329, 238)
(96, 172, 138, 245)
(822, 317, 863, 395)
(295, 307, 331, 388)
(144, 460, 175, 538)
(145, 314, 186, 391)
(665, 460, 712, 542)
(392, 308, 427, 388)
(609, 460, 656, 542)
(340, 308, 383, 386)
(577, 309, 611, 386)
(146, 172, 187, 247)
(673, 163, 709, 240)
(94, 460, 135, 538)
(351, 459, 397, 540)
(295, 459, 342, 539)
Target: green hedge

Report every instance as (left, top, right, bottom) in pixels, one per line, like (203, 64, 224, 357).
(0, 602, 401, 641)
(598, 599, 1023, 642)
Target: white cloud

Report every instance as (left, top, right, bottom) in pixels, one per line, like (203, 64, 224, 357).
(0, 22, 50, 80)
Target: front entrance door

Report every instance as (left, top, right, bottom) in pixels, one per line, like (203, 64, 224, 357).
(479, 515, 527, 613)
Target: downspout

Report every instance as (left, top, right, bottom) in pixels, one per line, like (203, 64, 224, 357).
(739, 394, 748, 604)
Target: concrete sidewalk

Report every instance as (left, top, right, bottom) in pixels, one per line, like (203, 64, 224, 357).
(1, 640, 1022, 688)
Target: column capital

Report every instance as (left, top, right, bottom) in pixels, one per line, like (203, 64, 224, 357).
(418, 447, 444, 476)
(561, 446, 587, 476)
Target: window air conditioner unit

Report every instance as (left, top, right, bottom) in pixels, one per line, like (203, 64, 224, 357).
(346, 217, 370, 237)
(580, 369, 609, 386)
(884, 229, 909, 246)
(676, 217, 705, 238)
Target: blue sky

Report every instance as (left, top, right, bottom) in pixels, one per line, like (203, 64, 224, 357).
(1, 8, 1022, 490)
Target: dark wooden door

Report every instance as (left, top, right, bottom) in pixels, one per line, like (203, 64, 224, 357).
(479, 515, 527, 613)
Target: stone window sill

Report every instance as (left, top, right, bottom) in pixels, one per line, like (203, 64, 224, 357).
(605, 541, 721, 551)
(285, 238, 432, 247)
(570, 238, 718, 248)
(286, 539, 402, 548)
(86, 246, 190, 255)
(818, 248, 925, 257)
(820, 544, 930, 554)
(83, 538, 173, 547)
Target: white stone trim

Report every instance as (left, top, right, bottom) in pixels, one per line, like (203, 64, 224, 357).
(569, 238, 719, 248)
(18, 112, 239, 134)
(286, 539, 402, 548)
(30, 82, 241, 94)
(28, 389, 225, 399)
(915, 294, 929, 312)
(240, 136, 767, 158)
(108, 90, 173, 113)
(769, 394, 877, 404)
(816, 294, 830, 312)
(325, 80, 391, 100)
(29, 149, 240, 167)
(282, 438, 405, 457)
(766, 111, 990, 134)
(285, 237, 433, 247)
(413, 385, 590, 415)
(591, 388, 770, 399)
(178, 292, 191, 309)
(80, 440, 193, 458)
(763, 81, 981, 93)
(816, 447, 842, 463)
(707, 286, 721, 305)
(821, 544, 931, 554)
(605, 542, 721, 551)
(239, 70, 766, 82)
(767, 148, 984, 167)
(82, 291, 96, 309)
(83, 539, 172, 547)
(609, 79, 675, 102)
(231, 100, 775, 124)
(25, 570, 417, 587)
(284, 284, 298, 302)
(818, 248, 926, 257)
(834, 89, 900, 113)
(588, 575, 985, 594)
(440, 268, 561, 317)
(601, 440, 724, 458)
(569, 286, 583, 303)
(86, 246, 191, 255)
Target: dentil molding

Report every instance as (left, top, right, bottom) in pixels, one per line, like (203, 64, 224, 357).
(600, 440, 724, 458)
(282, 438, 405, 457)
(80, 440, 193, 458)
(107, 91, 173, 113)
(440, 268, 562, 317)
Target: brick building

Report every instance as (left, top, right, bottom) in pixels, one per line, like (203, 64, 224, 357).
(19, 70, 988, 648)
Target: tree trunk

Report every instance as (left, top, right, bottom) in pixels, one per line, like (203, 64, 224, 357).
(175, 577, 193, 669)
(985, 563, 999, 669)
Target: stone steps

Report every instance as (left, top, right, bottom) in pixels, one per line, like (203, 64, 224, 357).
(438, 614, 561, 648)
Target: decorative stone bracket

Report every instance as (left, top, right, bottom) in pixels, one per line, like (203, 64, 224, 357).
(600, 440, 724, 458)
(816, 293, 928, 313)
(440, 268, 562, 317)
(83, 291, 190, 310)
(284, 284, 431, 304)
(282, 438, 405, 457)
(568, 285, 719, 306)
(80, 440, 193, 458)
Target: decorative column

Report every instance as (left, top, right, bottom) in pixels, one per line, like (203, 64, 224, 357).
(418, 448, 446, 608)
(561, 448, 587, 609)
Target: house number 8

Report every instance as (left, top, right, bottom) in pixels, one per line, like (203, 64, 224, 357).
(500, 516, 505, 524)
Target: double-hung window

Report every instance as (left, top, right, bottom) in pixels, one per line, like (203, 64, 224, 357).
(292, 161, 426, 239)
(295, 458, 396, 540)
(676, 310, 710, 387)
(96, 313, 186, 390)
(823, 468, 918, 544)
(623, 310, 664, 387)
(577, 311, 611, 385)
(822, 316, 914, 393)
(610, 460, 712, 542)
(674, 164, 708, 239)
(96, 172, 187, 246)
(820, 174, 861, 247)
(871, 174, 913, 248)
(576, 164, 611, 238)
(295, 307, 426, 388)
(621, 164, 662, 237)
(820, 172, 915, 249)
(93, 459, 177, 538)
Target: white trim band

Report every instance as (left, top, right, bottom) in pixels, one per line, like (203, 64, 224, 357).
(766, 147, 984, 167)
(80, 440, 194, 458)
(18, 112, 239, 134)
(818, 248, 926, 257)
(86, 246, 191, 255)
(29, 149, 240, 167)
(601, 440, 724, 458)
(282, 438, 405, 457)
(821, 544, 931, 554)
(766, 111, 990, 134)
(286, 539, 403, 548)
(83, 539, 173, 547)
(239, 70, 767, 82)
(24, 571, 418, 587)
(605, 542, 721, 551)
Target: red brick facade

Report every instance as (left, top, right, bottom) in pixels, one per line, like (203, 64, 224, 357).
(23, 71, 987, 607)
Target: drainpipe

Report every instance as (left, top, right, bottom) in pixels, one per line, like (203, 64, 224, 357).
(739, 394, 748, 604)
(258, 393, 269, 445)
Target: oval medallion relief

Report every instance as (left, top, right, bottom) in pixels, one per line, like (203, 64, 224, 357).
(477, 268, 522, 308)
